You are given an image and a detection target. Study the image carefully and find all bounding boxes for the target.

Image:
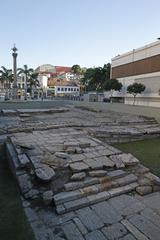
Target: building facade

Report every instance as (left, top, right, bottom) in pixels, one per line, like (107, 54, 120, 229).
(111, 41, 160, 107)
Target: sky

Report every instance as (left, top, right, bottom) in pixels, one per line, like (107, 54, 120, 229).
(1, 0, 160, 69)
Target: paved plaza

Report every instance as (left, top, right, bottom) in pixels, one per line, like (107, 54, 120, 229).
(1, 100, 160, 240)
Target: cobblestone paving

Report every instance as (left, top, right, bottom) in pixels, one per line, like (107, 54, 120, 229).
(2, 104, 160, 240)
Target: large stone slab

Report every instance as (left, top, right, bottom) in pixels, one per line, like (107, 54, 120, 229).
(85, 230, 106, 240)
(91, 201, 122, 224)
(73, 217, 88, 235)
(70, 162, 89, 172)
(62, 221, 84, 240)
(128, 214, 160, 240)
(109, 194, 145, 216)
(87, 191, 110, 204)
(64, 197, 89, 212)
(76, 207, 104, 231)
(54, 190, 82, 204)
(102, 222, 127, 240)
(117, 153, 139, 166)
(35, 164, 55, 182)
(17, 174, 32, 194)
(121, 220, 148, 240)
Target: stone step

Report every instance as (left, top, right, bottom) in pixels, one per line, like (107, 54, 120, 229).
(64, 169, 128, 192)
(54, 172, 137, 205)
(56, 182, 138, 214)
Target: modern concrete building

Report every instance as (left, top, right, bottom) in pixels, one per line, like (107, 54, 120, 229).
(111, 40, 160, 107)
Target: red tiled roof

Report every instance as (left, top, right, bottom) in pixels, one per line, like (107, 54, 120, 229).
(55, 66, 72, 74)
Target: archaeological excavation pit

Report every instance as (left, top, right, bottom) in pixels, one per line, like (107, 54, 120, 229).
(1, 106, 160, 240)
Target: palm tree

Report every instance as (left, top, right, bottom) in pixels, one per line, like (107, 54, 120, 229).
(18, 65, 34, 100)
(28, 72, 39, 98)
(0, 66, 14, 99)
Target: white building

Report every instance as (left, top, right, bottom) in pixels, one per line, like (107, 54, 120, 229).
(54, 82, 80, 97)
(111, 40, 160, 107)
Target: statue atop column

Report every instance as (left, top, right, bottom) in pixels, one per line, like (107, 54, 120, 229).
(12, 44, 18, 98)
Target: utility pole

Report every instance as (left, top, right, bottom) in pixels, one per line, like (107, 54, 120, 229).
(12, 44, 18, 99)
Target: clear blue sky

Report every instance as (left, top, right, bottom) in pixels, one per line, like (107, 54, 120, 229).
(1, 0, 160, 69)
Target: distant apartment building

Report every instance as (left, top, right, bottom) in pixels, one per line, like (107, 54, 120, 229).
(111, 40, 160, 107)
(36, 64, 81, 97)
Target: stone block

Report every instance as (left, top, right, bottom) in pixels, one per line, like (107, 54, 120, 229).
(108, 184, 134, 198)
(70, 154, 86, 162)
(145, 172, 160, 185)
(115, 174, 138, 186)
(35, 164, 55, 182)
(18, 154, 30, 168)
(80, 185, 99, 196)
(76, 207, 104, 231)
(85, 230, 106, 240)
(24, 189, 39, 199)
(64, 197, 89, 212)
(56, 204, 66, 214)
(87, 191, 110, 204)
(64, 182, 84, 191)
(91, 201, 122, 224)
(84, 158, 103, 169)
(79, 142, 91, 148)
(71, 172, 86, 181)
(102, 222, 127, 240)
(54, 190, 82, 204)
(107, 169, 126, 179)
(89, 170, 107, 177)
(94, 156, 115, 168)
(141, 208, 160, 228)
(55, 152, 71, 160)
(136, 186, 152, 196)
(128, 214, 160, 240)
(109, 194, 145, 216)
(63, 142, 79, 150)
(120, 234, 136, 240)
(43, 190, 53, 205)
(17, 174, 32, 194)
(62, 221, 85, 240)
(73, 217, 88, 235)
(121, 219, 148, 240)
(118, 153, 139, 166)
(138, 177, 152, 186)
(66, 147, 76, 154)
(70, 162, 89, 172)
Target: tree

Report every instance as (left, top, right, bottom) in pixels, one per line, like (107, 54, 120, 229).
(127, 82, 145, 105)
(0, 66, 14, 99)
(27, 72, 39, 98)
(81, 63, 111, 92)
(18, 65, 34, 100)
(104, 78, 122, 102)
(71, 65, 81, 74)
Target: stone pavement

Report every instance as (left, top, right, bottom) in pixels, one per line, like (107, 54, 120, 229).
(2, 104, 160, 239)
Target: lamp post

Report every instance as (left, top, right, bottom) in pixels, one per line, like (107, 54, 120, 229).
(12, 44, 18, 99)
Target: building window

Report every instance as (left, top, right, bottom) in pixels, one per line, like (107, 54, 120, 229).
(57, 87, 60, 91)
(71, 88, 73, 91)
(61, 87, 64, 91)
(68, 88, 70, 91)
(77, 88, 79, 91)
(18, 83, 21, 89)
(22, 83, 25, 89)
(22, 76, 25, 82)
(74, 88, 76, 91)
(65, 88, 67, 91)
